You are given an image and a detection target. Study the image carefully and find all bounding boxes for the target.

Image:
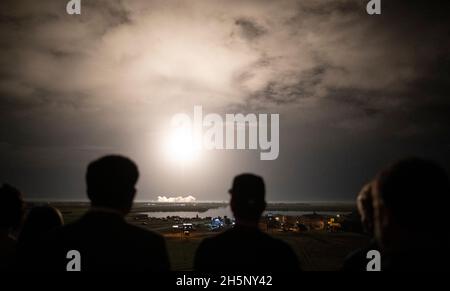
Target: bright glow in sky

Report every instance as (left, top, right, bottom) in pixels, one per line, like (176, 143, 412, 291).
(164, 127, 201, 166)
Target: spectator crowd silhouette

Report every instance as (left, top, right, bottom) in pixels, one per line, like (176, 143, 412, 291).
(1, 155, 449, 272)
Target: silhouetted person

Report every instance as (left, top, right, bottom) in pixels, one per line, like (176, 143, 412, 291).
(0, 184, 24, 271)
(15, 206, 64, 269)
(373, 158, 450, 271)
(19, 206, 64, 246)
(342, 182, 379, 271)
(33, 155, 170, 271)
(194, 174, 300, 271)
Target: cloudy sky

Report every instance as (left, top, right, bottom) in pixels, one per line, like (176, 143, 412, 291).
(1, 0, 449, 202)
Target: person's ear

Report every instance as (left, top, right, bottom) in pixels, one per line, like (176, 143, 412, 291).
(130, 187, 137, 200)
(230, 197, 236, 212)
(86, 189, 93, 202)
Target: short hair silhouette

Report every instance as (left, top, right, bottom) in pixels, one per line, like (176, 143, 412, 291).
(86, 155, 139, 212)
(19, 206, 63, 244)
(229, 174, 266, 222)
(0, 184, 24, 230)
(30, 155, 170, 271)
(194, 173, 299, 271)
(375, 157, 450, 231)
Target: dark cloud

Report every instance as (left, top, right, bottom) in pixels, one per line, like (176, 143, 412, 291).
(246, 66, 325, 106)
(234, 0, 450, 139)
(234, 17, 267, 40)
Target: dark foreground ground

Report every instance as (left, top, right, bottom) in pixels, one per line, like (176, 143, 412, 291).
(28, 202, 370, 271)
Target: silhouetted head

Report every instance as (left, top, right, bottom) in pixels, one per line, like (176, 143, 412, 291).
(356, 182, 374, 234)
(19, 206, 63, 244)
(0, 184, 24, 233)
(229, 174, 266, 225)
(86, 155, 139, 214)
(373, 157, 450, 249)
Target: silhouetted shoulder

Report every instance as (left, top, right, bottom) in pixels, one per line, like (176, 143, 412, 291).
(195, 227, 300, 272)
(125, 223, 167, 246)
(58, 217, 166, 247)
(0, 236, 17, 271)
(129, 223, 162, 238)
(35, 212, 170, 271)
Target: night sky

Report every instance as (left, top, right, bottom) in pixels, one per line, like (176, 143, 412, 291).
(1, 0, 449, 202)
